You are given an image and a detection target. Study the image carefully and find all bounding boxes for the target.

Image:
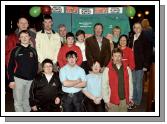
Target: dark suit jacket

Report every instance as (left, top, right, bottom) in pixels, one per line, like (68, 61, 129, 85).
(129, 31, 152, 70)
(85, 35, 111, 69)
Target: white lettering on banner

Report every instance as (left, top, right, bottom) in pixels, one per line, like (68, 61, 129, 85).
(52, 6, 64, 13)
(79, 8, 94, 15)
(108, 7, 123, 14)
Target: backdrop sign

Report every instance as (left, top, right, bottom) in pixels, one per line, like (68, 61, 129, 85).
(51, 6, 130, 36)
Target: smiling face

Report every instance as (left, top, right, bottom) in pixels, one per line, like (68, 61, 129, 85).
(77, 34, 85, 42)
(94, 25, 103, 37)
(67, 55, 77, 66)
(19, 32, 30, 46)
(43, 19, 53, 31)
(59, 26, 67, 37)
(119, 36, 127, 48)
(43, 63, 53, 74)
(17, 18, 29, 31)
(92, 61, 101, 73)
(112, 52, 122, 65)
(67, 36, 74, 46)
(133, 23, 142, 34)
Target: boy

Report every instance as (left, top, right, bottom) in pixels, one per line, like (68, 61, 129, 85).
(102, 48, 133, 112)
(59, 50, 86, 112)
(8, 30, 38, 112)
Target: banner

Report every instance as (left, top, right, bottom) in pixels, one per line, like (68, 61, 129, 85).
(79, 8, 94, 15)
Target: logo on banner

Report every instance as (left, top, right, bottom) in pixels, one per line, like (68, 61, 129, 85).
(95, 7, 108, 14)
(79, 8, 93, 15)
(51, 6, 64, 13)
(66, 6, 78, 13)
(108, 7, 123, 14)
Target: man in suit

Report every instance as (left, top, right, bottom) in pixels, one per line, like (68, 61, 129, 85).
(85, 23, 111, 72)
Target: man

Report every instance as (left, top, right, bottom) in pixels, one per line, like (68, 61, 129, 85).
(102, 48, 133, 112)
(59, 50, 86, 112)
(5, 17, 36, 67)
(36, 15, 61, 72)
(8, 30, 38, 112)
(58, 24, 67, 45)
(85, 23, 111, 71)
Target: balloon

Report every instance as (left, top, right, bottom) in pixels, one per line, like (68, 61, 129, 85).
(41, 5, 52, 15)
(29, 6, 41, 17)
(126, 6, 136, 17)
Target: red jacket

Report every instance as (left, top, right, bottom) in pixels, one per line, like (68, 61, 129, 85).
(108, 61, 129, 105)
(57, 44, 83, 68)
(121, 47, 135, 70)
(5, 33, 19, 67)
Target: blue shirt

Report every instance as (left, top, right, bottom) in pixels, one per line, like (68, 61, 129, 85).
(59, 64, 86, 93)
(83, 73, 102, 97)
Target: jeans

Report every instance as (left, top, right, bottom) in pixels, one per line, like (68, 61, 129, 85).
(132, 70, 144, 105)
(13, 77, 32, 112)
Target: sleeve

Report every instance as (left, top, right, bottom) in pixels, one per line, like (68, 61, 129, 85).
(128, 48, 135, 70)
(53, 34, 61, 64)
(76, 47, 83, 66)
(80, 69, 87, 82)
(5, 34, 18, 67)
(34, 49, 38, 76)
(104, 39, 111, 67)
(7, 49, 16, 82)
(35, 33, 42, 63)
(127, 66, 133, 99)
(101, 67, 110, 103)
(57, 47, 64, 68)
(82, 75, 88, 91)
(85, 39, 93, 68)
(59, 68, 67, 84)
(29, 79, 38, 107)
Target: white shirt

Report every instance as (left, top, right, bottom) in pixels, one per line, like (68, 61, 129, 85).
(45, 73, 53, 83)
(76, 41, 87, 61)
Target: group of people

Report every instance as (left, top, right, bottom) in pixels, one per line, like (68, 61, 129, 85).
(5, 14, 154, 112)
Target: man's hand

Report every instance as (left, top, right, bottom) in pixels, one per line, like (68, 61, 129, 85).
(106, 102, 112, 109)
(55, 97, 60, 104)
(9, 82, 16, 89)
(31, 106, 38, 111)
(143, 67, 147, 71)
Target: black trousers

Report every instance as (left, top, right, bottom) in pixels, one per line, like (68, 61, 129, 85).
(83, 97, 105, 112)
(62, 91, 84, 112)
(31, 103, 61, 112)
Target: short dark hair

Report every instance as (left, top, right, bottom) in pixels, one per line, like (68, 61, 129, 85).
(42, 58, 53, 68)
(91, 60, 101, 68)
(94, 23, 103, 29)
(58, 24, 66, 29)
(118, 34, 129, 46)
(66, 50, 77, 58)
(112, 48, 123, 56)
(43, 14, 52, 21)
(76, 30, 85, 37)
(18, 30, 30, 37)
(66, 32, 75, 39)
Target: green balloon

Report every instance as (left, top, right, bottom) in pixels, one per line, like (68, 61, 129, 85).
(126, 6, 136, 17)
(29, 6, 41, 17)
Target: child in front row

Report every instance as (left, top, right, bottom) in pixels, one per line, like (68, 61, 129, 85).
(82, 61, 105, 112)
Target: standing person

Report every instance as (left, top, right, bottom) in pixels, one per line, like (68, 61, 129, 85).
(118, 34, 135, 109)
(29, 59, 62, 112)
(8, 30, 38, 112)
(75, 30, 89, 74)
(82, 61, 105, 112)
(57, 32, 83, 68)
(59, 51, 86, 112)
(85, 23, 111, 72)
(129, 22, 152, 106)
(6, 17, 36, 69)
(106, 26, 121, 48)
(58, 24, 67, 45)
(102, 48, 132, 112)
(36, 15, 61, 72)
